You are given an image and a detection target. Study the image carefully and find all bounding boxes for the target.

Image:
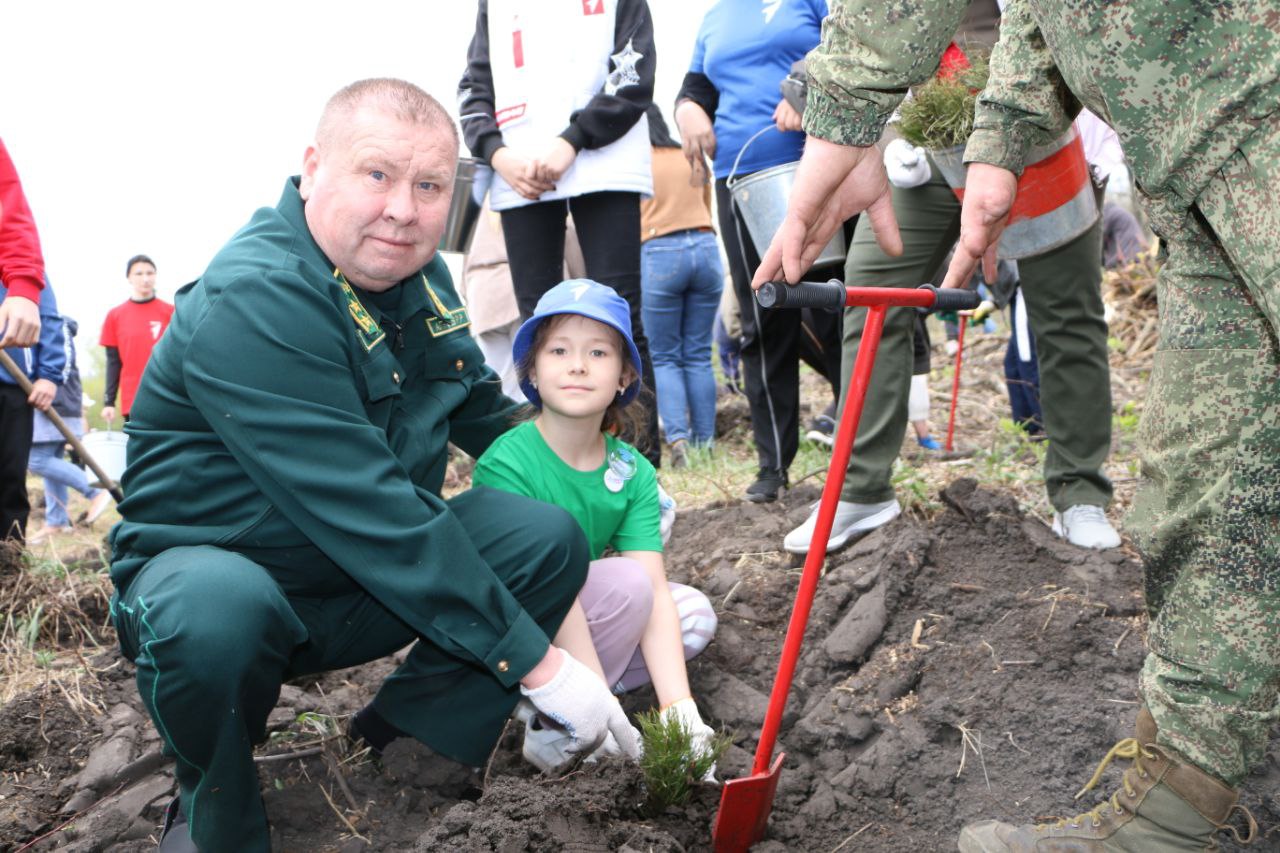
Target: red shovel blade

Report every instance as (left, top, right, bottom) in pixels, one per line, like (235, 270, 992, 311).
(712, 752, 786, 852)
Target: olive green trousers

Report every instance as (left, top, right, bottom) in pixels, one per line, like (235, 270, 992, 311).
(836, 165, 1113, 512)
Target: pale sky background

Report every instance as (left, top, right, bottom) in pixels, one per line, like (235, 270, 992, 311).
(1, 0, 716, 375)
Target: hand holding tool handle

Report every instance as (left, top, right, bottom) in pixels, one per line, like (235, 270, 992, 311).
(916, 283, 982, 313)
(0, 349, 125, 503)
(755, 280, 846, 310)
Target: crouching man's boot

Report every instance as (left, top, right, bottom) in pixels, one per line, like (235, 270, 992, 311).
(958, 709, 1257, 852)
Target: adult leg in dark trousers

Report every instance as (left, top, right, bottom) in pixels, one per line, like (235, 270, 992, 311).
(1, 384, 34, 543)
(501, 192, 660, 465)
(715, 179, 843, 497)
(798, 306, 844, 410)
(112, 489, 588, 853)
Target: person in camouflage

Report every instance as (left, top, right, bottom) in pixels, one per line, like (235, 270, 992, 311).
(754, 1, 1277, 850)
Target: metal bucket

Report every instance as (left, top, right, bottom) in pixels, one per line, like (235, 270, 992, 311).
(438, 157, 494, 254)
(727, 128, 846, 272)
(81, 429, 128, 489)
(930, 127, 1098, 260)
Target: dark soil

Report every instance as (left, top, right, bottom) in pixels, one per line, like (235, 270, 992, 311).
(3, 480, 1277, 852)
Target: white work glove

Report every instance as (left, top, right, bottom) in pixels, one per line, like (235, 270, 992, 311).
(520, 649, 641, 763)
(883, 138, 931, 189)
(522, 720, 625, 772)
(658, 483, 677, 546)
(660, 698, 719, 783)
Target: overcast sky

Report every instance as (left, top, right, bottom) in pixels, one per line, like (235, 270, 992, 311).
(2, 0, 714, 371)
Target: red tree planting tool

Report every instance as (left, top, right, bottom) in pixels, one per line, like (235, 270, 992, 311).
(712, 279, 980, 852)
(945, 315, 967, 452)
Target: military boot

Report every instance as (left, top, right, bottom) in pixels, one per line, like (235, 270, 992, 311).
(958, 709, 1257, 852)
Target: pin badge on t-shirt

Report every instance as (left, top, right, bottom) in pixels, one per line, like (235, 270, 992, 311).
(604, 447, 637, 493)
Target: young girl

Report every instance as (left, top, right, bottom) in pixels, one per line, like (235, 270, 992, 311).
(473, 279, 718, 770)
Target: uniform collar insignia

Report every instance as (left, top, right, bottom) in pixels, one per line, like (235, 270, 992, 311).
(335, 269, 386, 352)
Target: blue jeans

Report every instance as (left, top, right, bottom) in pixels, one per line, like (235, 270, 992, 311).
(640, 230, 724, 445)
(27, 441, 101, 528)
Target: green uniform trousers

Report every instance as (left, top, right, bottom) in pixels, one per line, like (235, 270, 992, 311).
(111, 487, 587, 852)
(1132, 120, 1280, 786)
(837, 164, 1113, 513)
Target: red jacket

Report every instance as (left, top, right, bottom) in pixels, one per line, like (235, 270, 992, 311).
(0, 138, 45, 302)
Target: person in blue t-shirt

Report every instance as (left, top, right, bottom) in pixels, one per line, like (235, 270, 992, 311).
(674, 0, 844, 503)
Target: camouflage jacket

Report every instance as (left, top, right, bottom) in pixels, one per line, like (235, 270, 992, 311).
(805, 0, 1280, 231)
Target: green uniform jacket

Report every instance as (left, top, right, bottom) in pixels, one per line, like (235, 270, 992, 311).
(110, 178, 546, 688)
(804, 0, 1280, 231)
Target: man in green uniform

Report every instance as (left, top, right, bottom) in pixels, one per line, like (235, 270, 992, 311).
(109, 78, 639, 852)
(755, 1, 1276, 849)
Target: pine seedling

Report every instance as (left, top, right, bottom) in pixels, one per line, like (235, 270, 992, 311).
(896, 51, 991, 150)
(636, 708, 731, 813)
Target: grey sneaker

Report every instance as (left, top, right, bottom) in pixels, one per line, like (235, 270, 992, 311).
(1052, 505, 1121, 550)
(783, 499, 901, 554)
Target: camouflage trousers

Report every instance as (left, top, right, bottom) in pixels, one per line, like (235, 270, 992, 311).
(1131, 116, 1280, 787)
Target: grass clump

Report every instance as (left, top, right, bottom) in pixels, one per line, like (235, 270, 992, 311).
(636, 708, 731, 813)
(896, 50, 990, 150)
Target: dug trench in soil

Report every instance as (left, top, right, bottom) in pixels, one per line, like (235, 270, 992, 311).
(3, 481, 1276, 852)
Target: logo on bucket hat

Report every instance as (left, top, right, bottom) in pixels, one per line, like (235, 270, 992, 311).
(513, 279, 642, 407)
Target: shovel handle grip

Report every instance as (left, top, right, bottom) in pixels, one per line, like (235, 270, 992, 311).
(755, 279, 846, 310)
(917, 284, 982, 313)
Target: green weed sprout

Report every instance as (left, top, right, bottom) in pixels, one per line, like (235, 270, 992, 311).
(636, 708, 731, 813)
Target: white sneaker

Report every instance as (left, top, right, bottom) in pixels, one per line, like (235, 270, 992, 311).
(1052, 505, 1121, 550)
(783, 499, 901, 555)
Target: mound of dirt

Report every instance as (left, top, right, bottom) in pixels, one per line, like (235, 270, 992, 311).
(4, 481, 1276, 852)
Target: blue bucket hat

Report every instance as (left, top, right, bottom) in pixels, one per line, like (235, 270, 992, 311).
(513, 279, 643, 407)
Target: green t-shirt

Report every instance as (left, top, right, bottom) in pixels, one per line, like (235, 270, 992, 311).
(473, 421, 662, 560)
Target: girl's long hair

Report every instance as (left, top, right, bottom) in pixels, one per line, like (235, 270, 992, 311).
(514, 314, 649, 448)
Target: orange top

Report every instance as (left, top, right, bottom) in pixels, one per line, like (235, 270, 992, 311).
(640, 147, 714, 242)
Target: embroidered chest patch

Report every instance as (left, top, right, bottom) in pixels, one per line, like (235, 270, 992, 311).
(421, 273, 471, 338)
(426, 307, 471, 338)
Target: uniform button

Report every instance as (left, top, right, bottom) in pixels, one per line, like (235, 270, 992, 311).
(455, 359, 464, 371)
(497, 660, 510, 673)
(392, 371, 400, 383)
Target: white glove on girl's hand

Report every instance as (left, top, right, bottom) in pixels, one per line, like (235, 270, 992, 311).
(660, 698, 719, 783)
(883, 138, 931, 189)
(520, 649, 641, 761)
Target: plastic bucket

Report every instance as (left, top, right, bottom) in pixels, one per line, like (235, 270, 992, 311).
(438, 157, 494, 254)
(727, 127, 846, 272)
(930, 127, 1098, 260)
(81, 429, 128, 489)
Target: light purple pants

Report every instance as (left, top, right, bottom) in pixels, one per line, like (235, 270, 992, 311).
(579, 556, 717, 694)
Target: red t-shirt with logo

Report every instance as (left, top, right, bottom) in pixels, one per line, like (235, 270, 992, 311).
(100, 297, 174, 414)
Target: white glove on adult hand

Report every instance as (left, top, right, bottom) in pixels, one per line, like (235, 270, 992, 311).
(520, 649, 641, 761)
(521, 715, 626, 773)
(660, 698, 719, 783)
(883, 138, 931, 189)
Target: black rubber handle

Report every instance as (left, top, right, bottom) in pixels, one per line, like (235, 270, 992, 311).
(916, 284, 982, 313)
(755, 280, 846, 310)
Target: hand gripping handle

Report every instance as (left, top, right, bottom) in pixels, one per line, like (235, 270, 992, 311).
(916, 284, 982, 314)
(755, 280, 846, 310)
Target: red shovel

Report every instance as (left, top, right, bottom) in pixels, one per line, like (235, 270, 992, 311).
(712, 280, 980, 852)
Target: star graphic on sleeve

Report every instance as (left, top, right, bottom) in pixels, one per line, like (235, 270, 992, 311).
(605, 39, 644, 95)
